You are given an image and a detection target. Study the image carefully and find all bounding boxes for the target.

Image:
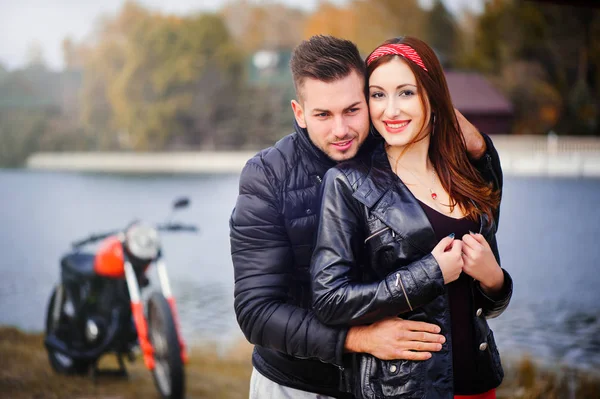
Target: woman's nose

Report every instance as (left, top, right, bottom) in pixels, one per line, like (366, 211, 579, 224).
(385, 99, 400, 118)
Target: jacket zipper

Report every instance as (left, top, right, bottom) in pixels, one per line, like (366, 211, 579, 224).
(395, 272, 413, 311)
(364, 226, 391, 244)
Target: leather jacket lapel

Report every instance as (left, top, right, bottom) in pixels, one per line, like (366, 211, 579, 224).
(353, 142, 438, 254)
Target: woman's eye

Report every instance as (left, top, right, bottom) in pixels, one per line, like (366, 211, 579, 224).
(400, 90, 415, 97)
(370, 92, 384, 99)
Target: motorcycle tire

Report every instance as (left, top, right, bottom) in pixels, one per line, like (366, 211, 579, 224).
(147, 292, 185, 399)
(45, 285, 90, 375)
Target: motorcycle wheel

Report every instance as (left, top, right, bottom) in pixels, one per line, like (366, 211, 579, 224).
(45, 285, 90, 374)
(147, 292, 185, 399)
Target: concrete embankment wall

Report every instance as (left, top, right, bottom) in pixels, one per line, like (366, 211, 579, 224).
(25, 136, 600, 177)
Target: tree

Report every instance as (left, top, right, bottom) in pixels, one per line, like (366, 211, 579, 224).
(25, 41, 47, 69)
(78, 2, 244, 150)
(464, 0, 600, 135)
(426, 0, 459, 67)
(304, 0, 426, 55)
(221, 1, 306, 53)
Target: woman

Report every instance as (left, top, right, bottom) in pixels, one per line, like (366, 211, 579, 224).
(310, 37, 512, 399)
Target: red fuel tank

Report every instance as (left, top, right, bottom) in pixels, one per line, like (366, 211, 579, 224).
(94, 236, 125, 278)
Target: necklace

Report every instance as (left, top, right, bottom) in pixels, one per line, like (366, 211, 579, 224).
(387, 153, 439, 200)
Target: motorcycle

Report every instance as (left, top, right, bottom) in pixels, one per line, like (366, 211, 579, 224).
(44, 197, 197, 399)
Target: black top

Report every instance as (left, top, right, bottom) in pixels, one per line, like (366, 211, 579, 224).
(416, 199, 481, 394)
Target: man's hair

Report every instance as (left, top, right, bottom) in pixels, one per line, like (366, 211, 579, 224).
(290, 35, 365, 101)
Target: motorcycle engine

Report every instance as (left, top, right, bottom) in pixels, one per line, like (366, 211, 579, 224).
(85, 316, 104, 343)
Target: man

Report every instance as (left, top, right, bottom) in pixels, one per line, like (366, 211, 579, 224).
(230, 35, 502, 398)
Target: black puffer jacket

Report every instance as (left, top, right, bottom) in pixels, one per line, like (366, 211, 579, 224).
(310, 141, 512, 399)
(230, 121, 352, 397)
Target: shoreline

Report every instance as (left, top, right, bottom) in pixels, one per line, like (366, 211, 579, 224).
(24, 135, 600, 178)
(2, 326, 599, 398)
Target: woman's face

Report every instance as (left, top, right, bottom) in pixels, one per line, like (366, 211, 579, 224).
(368, 56, 431, 148)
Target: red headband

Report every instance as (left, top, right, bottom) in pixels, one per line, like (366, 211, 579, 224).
(366, 43, 428, 72)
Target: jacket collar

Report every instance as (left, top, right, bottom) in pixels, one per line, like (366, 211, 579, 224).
(351, 142, 436, 252)
(352, 140, 395, 208)
(352, 142, 492, 252)
(293, 119, 336, 172)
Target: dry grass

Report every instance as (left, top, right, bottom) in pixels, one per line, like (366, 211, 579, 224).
(0, 326, 252, 399)
(1, 327, 599, 399)
(497, 355, 600, 399)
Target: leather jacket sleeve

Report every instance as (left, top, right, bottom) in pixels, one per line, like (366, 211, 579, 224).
(475, 232, 513, 319)
(230, 159, 348, 367)
(310, 168, 445, 326)
(470, 133, 513, 317)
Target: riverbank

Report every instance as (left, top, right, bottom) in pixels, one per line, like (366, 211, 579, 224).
(24, 136, 600, 177)
(1, 327, 599, 398)
(0, 326, 252, 399)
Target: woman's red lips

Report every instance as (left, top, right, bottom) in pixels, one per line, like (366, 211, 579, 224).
(384, 120, 410, 133)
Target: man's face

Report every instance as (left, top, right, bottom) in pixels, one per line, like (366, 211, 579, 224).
(291, 71, 370, 162)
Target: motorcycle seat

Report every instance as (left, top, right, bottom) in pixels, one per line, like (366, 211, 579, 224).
(61, 253, 96, 278)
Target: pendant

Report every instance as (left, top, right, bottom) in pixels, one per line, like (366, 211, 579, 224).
(430, 190, 438, 200)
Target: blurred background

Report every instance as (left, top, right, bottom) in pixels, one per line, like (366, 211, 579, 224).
(1, 0, 600, 398)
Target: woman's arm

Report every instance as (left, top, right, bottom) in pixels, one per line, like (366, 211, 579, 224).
(310, 168, 445, 326)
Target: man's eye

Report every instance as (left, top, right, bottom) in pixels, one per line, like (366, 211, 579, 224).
(315, 113, 328, 118)
(347, 108, 359, 114)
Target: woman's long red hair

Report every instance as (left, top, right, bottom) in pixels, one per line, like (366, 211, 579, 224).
(366, 36, 500, 223)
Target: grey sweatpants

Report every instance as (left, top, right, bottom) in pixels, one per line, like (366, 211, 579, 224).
(249, 368, 336, 399)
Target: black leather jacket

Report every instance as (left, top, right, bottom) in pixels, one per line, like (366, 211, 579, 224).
(310, 141, 512, 398)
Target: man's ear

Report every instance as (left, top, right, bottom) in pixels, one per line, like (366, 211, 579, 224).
(291, 99, 307, 128)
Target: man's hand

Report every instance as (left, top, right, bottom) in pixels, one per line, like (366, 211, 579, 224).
(344, 317, 445, 361)
(455, 108, 486, 160)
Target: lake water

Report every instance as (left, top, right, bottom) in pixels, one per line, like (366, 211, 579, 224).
(0, 170, 599, 371)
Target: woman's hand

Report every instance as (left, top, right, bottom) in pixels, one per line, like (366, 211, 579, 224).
(461, 232, 504, 294)
(431, 235, 463, 284)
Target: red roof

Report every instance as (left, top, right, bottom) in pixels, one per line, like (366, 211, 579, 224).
(445, 71, 513, 115)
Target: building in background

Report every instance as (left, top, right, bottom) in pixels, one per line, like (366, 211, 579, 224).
(446, 71, 513, 135)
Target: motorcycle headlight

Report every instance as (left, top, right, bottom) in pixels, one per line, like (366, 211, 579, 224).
(125, 224, 160, 261)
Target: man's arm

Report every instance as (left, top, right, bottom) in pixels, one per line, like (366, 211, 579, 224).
(345, 317, 445, 361)
(457, 110, 512, 312)
(456, 108, 487, 161)
(230, 157, 347, 366)
(231, 157, 445, 365)
(456, 108, 504, 225)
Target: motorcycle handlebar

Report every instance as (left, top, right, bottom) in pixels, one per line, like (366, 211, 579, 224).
(72, 223, 198, 248)
(157, 223, 199, 233)
(71, 231, 119, 248)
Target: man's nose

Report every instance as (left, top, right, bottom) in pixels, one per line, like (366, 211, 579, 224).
(332, 116, 349, 138)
